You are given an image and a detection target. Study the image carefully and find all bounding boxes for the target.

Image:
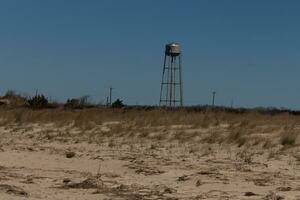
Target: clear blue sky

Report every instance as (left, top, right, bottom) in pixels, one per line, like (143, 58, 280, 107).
(1, 0, 300, 108)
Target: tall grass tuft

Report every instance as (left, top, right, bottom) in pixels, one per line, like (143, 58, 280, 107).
(280, 132, 298, 146)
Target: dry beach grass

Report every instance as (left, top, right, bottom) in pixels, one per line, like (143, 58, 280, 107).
(0, 108, 299, 199)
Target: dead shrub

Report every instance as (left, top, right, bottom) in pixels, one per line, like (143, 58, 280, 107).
(227, 128, 248, 147)
(236, 149, 254, 164)
(108, 139, 116, 148)
(188, 145, 200, 154)
(202, 131, 221, 144)
(262, 138, 275, 149)
(280, 131, 298, 147)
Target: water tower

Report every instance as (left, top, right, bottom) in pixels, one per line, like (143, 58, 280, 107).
(159, 42, 183, 107)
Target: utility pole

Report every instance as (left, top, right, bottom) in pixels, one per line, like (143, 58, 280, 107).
(109, 87, 113, 105)
(212, 91, 216, 107)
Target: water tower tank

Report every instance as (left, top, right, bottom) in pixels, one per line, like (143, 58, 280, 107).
(165, 43, 181, 56)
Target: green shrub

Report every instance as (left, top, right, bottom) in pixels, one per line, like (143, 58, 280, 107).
(4, 90, 17, 97)
(112, 99, 125, 108)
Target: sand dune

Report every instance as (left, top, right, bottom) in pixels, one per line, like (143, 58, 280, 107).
(0, 109, 299, 199)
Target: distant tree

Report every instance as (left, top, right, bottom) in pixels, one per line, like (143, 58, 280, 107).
(28, 94, 49, 108)
(79, 95, 90, 106)
(5, 90, 17, 97)
(65, 98, 81, 108)
(65, 95, 92, 109)
(112, 99, 125, 108)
